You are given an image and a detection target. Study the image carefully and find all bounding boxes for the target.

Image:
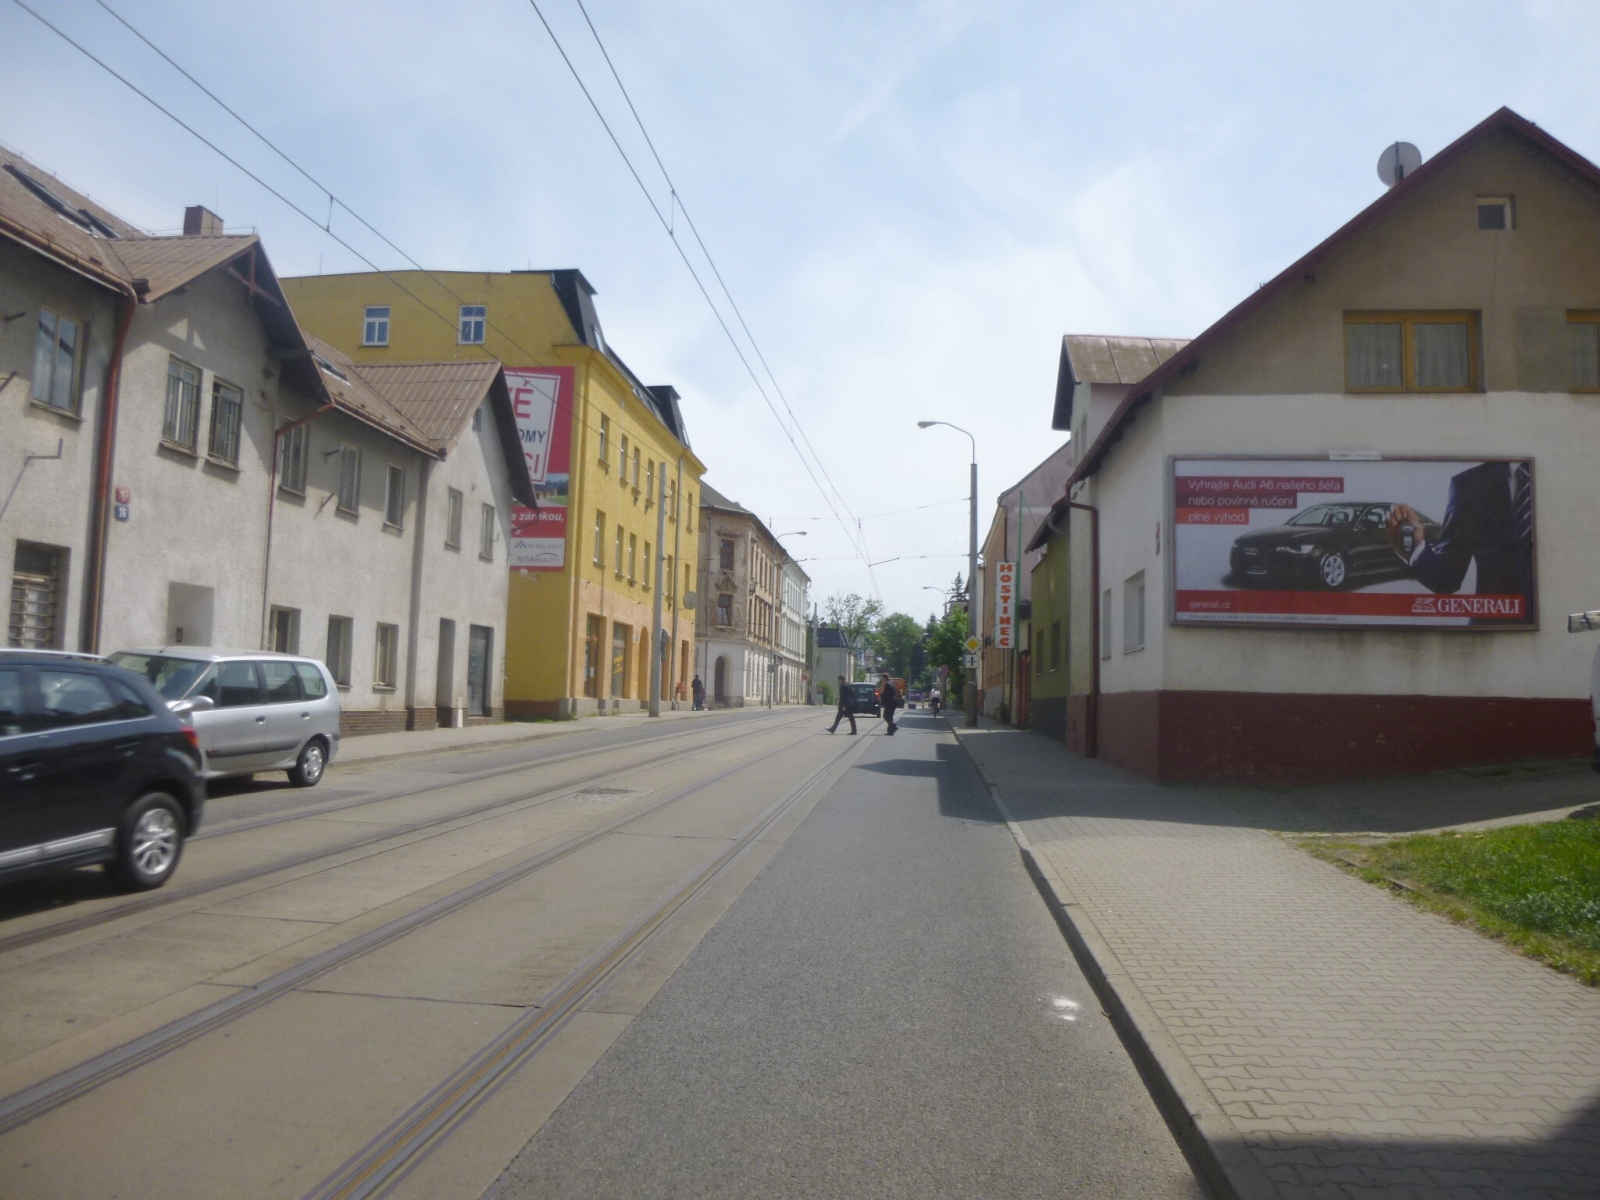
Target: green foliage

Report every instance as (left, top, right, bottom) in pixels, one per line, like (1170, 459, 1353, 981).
(822, 592, 883, 648)
(873, 612, 922, 678)
(818, 680, 834, 706)
(1306, 815, 1600, 985)
(927, 605, 968, 671)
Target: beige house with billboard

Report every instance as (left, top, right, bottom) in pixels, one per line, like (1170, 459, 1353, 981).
(1044, 107, 1600, 782)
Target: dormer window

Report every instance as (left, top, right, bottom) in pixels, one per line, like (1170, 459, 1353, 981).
(1476, 196, 1513, 231)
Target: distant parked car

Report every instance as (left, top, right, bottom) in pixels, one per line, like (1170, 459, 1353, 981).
(1229, 502, 1440, 590)
(107, 649, 340, 787)
(840, 682, 881, 716)
(0, 653, 204, 890)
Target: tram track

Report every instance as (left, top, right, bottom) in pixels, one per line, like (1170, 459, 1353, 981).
(0, 712, 814, 958)
(303, 729, 870, 1200)
(0, 718, 843, 1136)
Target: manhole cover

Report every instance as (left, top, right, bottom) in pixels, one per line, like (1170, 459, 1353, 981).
(572, 786, 650, 802)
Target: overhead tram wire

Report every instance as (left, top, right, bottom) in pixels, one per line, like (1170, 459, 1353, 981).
(16, 0, 647, 461)
(520, 0, 876, 582)
(569, 0, 864, 544)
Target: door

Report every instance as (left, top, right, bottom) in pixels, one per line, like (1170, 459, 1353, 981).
(191, 660, 272, 771)
(611, 624, 628, 698)
(437, 619, 457, 719)
(467, 626, 492, 717)
(27, 666, 144, 851)
(713, 656, 727, 707)
(259, 659, 312, 767)
(583, 616, 602, 699)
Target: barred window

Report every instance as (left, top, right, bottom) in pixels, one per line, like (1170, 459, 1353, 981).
(279, 422, 308, 493)
(208, 379, 243, 465)
(337, 445, 361, 514)
(163, 358, 202, 448)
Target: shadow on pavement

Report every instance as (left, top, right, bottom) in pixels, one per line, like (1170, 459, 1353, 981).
(0, 866, 116, 921)
(965, 723, 1599, 834)
(855, 717, 1005, 824)
(1227, 1088, 1600, 1196)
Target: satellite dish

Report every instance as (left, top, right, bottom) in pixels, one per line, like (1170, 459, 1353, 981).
(1377, 142, 1422, 188)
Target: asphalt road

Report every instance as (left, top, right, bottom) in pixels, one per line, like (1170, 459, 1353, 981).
(487, 709, 1202, 1199)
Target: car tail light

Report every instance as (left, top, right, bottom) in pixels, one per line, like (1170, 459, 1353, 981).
(181, 726, 200, 753)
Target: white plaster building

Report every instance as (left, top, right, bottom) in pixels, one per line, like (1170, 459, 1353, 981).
(1, 148, 533, 733)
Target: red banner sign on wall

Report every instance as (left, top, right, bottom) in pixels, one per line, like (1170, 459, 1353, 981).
(507, 366, 573, 572)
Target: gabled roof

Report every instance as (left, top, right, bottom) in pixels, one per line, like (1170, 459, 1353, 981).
(1065, 106, 1600, 489)
(699, 482, 752, 516)
(816, 625, 853, 649)
(113, 234, 258, 302)
(1052, 335, 1190, 430)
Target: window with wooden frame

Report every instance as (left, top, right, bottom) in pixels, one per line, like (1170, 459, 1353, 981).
(336, 445, 361, 514)
(445, 488, 464, 548)
(31, 309, 81, 412)
(593, 510, 606, 565)
(719, 537, 735, 570)
(279, 421, 308, 494)
(1344, 311, 1479, 392)
(383, 466, 405, 528)
(1568, 311, 1600, 391)
(163, 357, 202, 449)
(480, 504, 496, 561)
(598, 416, 611, 468)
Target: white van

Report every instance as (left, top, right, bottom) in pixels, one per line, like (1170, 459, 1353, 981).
(108, 649, 341, 787)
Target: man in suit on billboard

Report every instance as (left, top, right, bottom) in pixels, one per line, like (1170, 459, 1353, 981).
(1385, 460, 1534, 608)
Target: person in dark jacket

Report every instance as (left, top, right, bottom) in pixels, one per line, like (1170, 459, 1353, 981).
(691, 675, 706, 710)
(827, 676, 856, 734)
(879, 674, 901, 735)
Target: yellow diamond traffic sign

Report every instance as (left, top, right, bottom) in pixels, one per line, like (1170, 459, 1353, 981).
(964, 636, 981, 653)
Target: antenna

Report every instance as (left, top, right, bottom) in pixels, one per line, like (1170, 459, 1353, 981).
(1377, 142, 1422, 188)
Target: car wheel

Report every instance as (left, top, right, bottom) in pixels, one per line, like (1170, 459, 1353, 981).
(1317, 551, 1349, 589)
(107, 791, 185, 892)
(288, 738, 327, 788)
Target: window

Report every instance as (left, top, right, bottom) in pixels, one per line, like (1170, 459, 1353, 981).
(686, 491, 694, 532)
(375, 623, 400, 688)
(208, 379, 243, 465)
(632, 447, 641, 490)
(645, 460, 655, 504)
(8, 542, 65, 649)
(363, 305, 390, 346)
(472, 406, 483, 432)
(337, 445, 361, 514)
(593, 510, 606, 565)
(1123, 572, 1146, 653)
(611, 622, 629, 697)
(619, 435, 630, 487)
(384, 464, 405, 528)
(584, 615, 603, 698)
(1049, 620, 1061, 671)
(717, 593, 733, 625)
(615, 523, 625, 574)
(35, 669, 121, 728)
(459, 304, 486, 345)
(269, 606, 300, 654)
(665, 554, 674, 601)
(1100, 588, 1112, 661)
(1568, 312, 1600, 391)
(261, 660, 304, 704)
(295, 662, 327, 698)
(31, 309, 80, 411)
(193, 660, 264, 709)
(480, 503, 495, 561)
(445, 488, 464, 548)
(1345, 312, 1478, 392)
(628, 533, 637, 582)
(279, 421, 308, 493)
(598, 416, 611, 467)
(0, 669, 26, 737)
(643, 542, 651, 589)
(1477, 196, 1513, 231)
(326, 615, 354, 686)
(163, 357, 202, 448)
(719, 538, 735, 570)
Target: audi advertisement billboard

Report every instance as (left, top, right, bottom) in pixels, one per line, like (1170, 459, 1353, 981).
(1171, 457, 1536, 629)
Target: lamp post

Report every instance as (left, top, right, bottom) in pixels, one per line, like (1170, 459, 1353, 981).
(917, 420, 978, 728)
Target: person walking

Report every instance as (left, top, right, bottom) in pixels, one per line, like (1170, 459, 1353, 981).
(826, 676, 856, 735)
(691, 675, 705, 711)
(879, 673, 901, 735)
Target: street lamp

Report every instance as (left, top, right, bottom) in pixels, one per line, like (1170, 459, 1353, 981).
(917, 420, 978, 728)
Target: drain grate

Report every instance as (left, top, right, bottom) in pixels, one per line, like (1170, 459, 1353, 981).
(572, 786, 651, 802)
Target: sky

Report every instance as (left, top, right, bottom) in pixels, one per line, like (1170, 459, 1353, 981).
(5, 0, 1600, 621)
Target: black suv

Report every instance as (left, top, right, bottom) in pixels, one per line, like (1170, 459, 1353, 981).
(0, 652, 204, 890)
(840, 682, 882, 716)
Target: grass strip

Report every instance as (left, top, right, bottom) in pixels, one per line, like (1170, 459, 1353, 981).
(1300, 813, 1600, 986)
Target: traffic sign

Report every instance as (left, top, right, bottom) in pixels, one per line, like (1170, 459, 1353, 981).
(963, 636, 980, 653)
(964, 653, 980, 668)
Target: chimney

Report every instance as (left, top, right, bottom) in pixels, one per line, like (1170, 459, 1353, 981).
(183, 205, 223, 236)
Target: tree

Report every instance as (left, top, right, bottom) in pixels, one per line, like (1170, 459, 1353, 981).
(927, 604, 971, 703)
(874, 612, 922, 678)
(822, 592, 882, 648)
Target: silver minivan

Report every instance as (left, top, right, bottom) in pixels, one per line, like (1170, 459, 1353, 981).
(107, 649, 341, 787)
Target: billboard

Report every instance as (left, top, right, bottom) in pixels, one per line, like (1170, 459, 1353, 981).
(993, 561, 1016, 648)
(1171, 457, 1535, 629)
(507, 366, 574, 571)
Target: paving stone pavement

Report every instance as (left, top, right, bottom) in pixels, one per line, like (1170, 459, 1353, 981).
(952, 722, 1600, 1200)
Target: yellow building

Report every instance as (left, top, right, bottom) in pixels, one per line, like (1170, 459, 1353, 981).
(280, 269, 706, 717)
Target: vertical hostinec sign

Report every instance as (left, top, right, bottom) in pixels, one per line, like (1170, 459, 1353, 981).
(993, 561, 1016, 649)
(507, 366, 574, 572)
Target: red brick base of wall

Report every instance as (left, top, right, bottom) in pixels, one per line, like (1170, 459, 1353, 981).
(1087, 690, 1592, 785)
(506, 699, 560, 720)
(340, 710, 411, 737)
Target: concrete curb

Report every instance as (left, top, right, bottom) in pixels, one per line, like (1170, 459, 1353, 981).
(945, 722, 1284, 1200)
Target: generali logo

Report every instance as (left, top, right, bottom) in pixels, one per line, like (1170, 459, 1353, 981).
(1409, 595, 1524, 617)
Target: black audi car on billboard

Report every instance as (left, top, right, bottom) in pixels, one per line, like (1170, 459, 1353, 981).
(1228, 502, 1440, 590)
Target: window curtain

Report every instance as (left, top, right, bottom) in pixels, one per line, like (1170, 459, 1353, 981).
(1412, 322, 1470, 388)
(1346, 323, 1403, 387)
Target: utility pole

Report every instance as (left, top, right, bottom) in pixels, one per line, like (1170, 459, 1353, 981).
(648, 466, 667, 717)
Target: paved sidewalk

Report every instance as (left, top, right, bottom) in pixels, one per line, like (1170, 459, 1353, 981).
(335, 705, 728, 766)
(951, 720, 1600, 1200)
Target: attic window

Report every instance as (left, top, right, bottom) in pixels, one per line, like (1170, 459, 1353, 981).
(3, 164, 120, 238)
(1477, 197, 1513, 231)
(314, 355, 348, 382)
